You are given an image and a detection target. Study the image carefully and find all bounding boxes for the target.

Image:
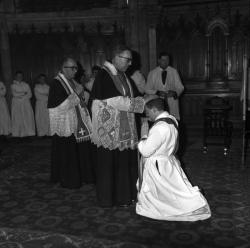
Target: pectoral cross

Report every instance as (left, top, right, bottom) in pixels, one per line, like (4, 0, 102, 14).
(79, 128, 86, 136)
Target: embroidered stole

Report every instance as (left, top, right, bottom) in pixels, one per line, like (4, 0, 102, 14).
(103, 65, 134, 143)
(55, 73, 91, 142)
(153, 117, 178, 130)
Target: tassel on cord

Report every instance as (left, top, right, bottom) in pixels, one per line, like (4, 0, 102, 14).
(76, 136, 91, 143)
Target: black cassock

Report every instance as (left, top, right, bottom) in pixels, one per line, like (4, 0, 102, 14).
(90, 69, 139, 207)
(47, 79, 95, 189)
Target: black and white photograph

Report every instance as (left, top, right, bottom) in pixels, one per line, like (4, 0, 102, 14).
(0, 0, 249, 247)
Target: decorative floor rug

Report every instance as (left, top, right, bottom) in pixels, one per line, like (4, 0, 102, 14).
(0, 137, 249, 248)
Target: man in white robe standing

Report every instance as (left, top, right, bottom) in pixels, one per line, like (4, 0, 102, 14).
(145, 52, 185, 156)
(145, 52, 184, 120)
(136, 95, 211, 221)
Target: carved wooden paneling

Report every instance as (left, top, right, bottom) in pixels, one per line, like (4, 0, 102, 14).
(9, 30, 124, 83)
(173, 33, 190, 80)
(16, 0, 113, 12)
(189, 32, 206, 80)
(160, 32, 190, 80)
(228, 32, 245, 80)
(156, 5, 249, 86)
(209, 27, 227, 81)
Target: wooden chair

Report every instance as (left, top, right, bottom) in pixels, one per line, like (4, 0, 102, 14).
(203, 96, 233, 155)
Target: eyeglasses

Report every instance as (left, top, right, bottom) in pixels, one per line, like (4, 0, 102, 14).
(118, 56, 132, 62)
(64, 66, 78, 71)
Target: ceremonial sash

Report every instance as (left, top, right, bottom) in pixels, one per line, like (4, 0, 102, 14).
(101, 65, 135, 145)
(153, 117, 178, 130)
(55, 73, 92, 142)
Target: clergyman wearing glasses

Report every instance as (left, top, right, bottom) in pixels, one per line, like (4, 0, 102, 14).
(47, 57, 93, 189)
(90, 44, 145, 208)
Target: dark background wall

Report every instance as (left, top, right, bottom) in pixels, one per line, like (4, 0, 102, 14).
(0, 0, 249, 129)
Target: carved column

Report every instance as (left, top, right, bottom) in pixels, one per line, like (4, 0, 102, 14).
(137, 7, 150, 75)
(126, 0, 140, 51)
(125, 0, 152, 74)
(0, 17, 12, 105)
(206, 34, 210, 81)
(225, 35, 229, 79)
(3, 0, 15, 12)
(148, 26, 157, 71)
(206, 19, 229, 88)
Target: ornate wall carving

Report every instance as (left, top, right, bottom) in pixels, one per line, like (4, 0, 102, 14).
(156, 1, 250, 128)
(1, 0, 249, 128)
(14, 0, 114, 12)
(9, 26, 125, 83)
(156, 3, 250, 87)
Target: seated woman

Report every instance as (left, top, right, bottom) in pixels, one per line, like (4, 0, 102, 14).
(136, 95, 211, 221)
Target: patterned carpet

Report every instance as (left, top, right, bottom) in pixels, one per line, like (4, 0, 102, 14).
(0, 136, 249, 248)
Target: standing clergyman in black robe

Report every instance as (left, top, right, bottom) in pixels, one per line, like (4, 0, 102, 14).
(47, 57, 93, 189)
(90, 44, 145, 207)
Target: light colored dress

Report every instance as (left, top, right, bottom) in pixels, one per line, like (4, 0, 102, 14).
(34, 83, 50, 136)
(136, 111, 211, 221)
(11, 80, 35, 137)
(0, 82, 11, 135)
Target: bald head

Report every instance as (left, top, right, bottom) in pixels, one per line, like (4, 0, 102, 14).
(61, 57, 78, 80)
(61, 57, 76, 68)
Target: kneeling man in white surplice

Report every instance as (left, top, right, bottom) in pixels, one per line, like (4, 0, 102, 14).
(136, 95, 211, 221)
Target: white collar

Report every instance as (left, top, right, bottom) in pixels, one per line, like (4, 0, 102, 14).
(58, 72, 76, 84)
(58, 72, 67, 81)
(103, 61, 118, 76)
(13, 80, 24, 84)
(158, 66, 169, 71)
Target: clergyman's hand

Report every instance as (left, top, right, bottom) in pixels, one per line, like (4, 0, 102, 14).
(167, 90, 177, 99)
(141, 119, 149, 139)
(75, 84, 83, 95)
(157, 91, 168, 99)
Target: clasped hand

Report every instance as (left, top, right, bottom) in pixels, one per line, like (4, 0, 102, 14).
(75, 84, 83, 95)
(157, 90, 177, 99)
(141, 117, 149, 138)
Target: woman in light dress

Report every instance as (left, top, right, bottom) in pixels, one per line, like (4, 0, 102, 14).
(34, 74, 50, 136)
(0, 81, 11, 136)
(11, 71, 35, 137)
